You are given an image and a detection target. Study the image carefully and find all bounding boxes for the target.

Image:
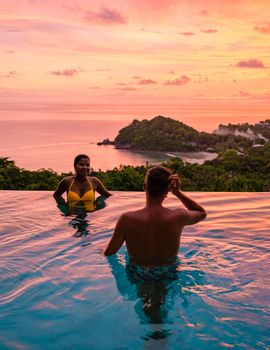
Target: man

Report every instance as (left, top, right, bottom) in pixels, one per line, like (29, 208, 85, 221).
(104, 166, 207, 266)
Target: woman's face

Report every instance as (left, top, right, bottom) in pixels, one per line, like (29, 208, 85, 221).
(75, 157, 90, 176)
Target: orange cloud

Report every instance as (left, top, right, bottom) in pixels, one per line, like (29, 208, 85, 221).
(0, 71, 18, 78)
(83, 7, 127, 25)
(254, 23, 270, 34)
(239, 91, 252, 97)
(94, 68, 113, 72)
(137, 79, 157, 85)
(50, 68, 81, 77)
(164, 75, 190, 86)
(115, 86, 137, 91)
(199, 9, 209, 16)
(236, 59, 265, 68)
(200, 29, 218, 34)
(180, 32, 195, 36)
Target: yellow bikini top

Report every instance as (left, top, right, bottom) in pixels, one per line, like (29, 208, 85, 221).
(67, 177, 95, 211)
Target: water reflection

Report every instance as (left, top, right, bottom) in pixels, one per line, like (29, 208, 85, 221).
(107, 254, 206, 345)
(55, 195, 108, 237)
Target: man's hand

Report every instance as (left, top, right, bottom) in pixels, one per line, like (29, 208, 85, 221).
(170, 174, 181, 195)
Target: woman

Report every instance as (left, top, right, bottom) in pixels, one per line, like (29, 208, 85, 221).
(53, 154, 112, 212)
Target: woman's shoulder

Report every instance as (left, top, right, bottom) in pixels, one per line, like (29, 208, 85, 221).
(88, 176, 99, 183)
(60, 176, 74, 186)
(88, 176, 98, 185)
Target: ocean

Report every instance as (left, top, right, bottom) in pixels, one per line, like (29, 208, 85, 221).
(0, 119, 217, 173)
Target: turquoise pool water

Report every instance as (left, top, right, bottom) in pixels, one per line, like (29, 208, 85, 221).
(0, 191, 269, 350)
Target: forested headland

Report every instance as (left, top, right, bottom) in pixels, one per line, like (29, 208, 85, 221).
(113, 116, 270, 152)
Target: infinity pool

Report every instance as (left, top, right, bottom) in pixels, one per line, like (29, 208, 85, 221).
(0, 191, 269, 350)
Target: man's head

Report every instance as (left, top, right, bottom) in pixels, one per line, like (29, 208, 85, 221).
(144, 165, 172, 198)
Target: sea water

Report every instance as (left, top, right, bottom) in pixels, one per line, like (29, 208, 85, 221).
(0, 191, 269, 349)
(0, 120, 217, 173)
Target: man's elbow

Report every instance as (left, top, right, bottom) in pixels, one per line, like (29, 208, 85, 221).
(104, 248, 114, 256)
(201, 210, 207, 221)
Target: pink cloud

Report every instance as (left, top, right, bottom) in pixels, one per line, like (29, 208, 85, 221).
(116, 83, 127, 86)
(50, 68, 80, 77)
(0, 71, 18, 78)
(164, 75, 190, 86)
(239, 91, 252, 97)
(195, 76, 209, 84)
(180, 32, 195, 36)
(200, 29, 218, 34)
(133, 76, 141, 79)
(137, 79, 157, 85)
(84, 7, 127, 25)
(254, 23, 270, 34)
(199, 10, 209, 16)
(167, 71, 175, 75)
(5, 50, 15, 54)
(236, 59, 265, 68)
(115, 87, 137, 91)
(94, 68, 113, 72)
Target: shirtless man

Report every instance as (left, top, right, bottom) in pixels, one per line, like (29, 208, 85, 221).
(104, 165, 207, 266)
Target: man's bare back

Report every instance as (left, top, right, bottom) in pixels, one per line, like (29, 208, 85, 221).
(104, 167, 207, 266)
(118, 206, 186, 266)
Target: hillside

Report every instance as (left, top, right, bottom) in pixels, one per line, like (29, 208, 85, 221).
(114, 116, 270, 152)
(214, 120, 270, 144)
(114, 116, 201, 151)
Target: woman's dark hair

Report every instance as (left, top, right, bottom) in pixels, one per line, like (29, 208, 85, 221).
(145, 165, 171, 197)
(74, 154, 90, 168)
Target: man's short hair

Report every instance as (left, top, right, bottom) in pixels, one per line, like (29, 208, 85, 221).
(145, 165, 172, 197)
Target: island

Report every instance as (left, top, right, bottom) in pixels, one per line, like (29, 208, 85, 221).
(1, 117, 269, 192)
(113, 116, 270, 153)
(97, 138, 115, 146)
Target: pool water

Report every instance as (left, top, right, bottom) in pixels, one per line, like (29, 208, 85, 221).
(0, 191, 269, 350)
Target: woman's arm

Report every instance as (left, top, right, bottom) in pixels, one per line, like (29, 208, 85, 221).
(53, 178, 68, 204)
(93, 177, 112, 197)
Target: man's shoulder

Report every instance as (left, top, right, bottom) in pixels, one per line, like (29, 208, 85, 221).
(166, 207, 190, 222)
(121, 208, 145, 220)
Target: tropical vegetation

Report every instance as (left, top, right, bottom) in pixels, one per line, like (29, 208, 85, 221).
(1, 143, 269, 192)
(114, 116, 270, 153)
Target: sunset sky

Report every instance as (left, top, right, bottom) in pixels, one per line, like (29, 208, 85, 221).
(1, 0, 270, 123)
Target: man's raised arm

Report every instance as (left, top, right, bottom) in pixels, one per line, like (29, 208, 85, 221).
(171, 174, 207, 225)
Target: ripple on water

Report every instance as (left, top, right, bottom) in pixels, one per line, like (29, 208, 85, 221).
(0, 191, 269, 350)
